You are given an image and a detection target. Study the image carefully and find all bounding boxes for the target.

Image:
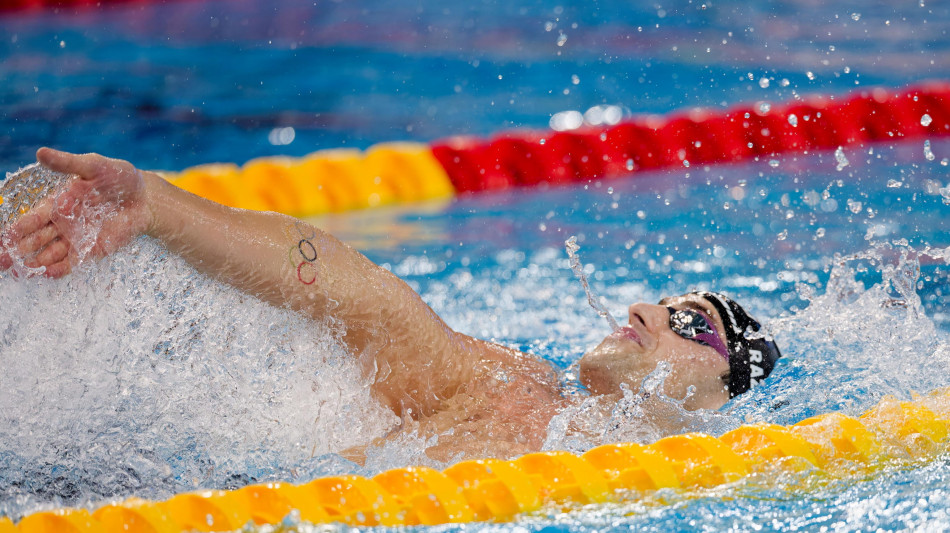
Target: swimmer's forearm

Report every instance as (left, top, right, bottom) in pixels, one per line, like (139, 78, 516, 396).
(143, 171, 366, 315)
(143, 172, 477, 415)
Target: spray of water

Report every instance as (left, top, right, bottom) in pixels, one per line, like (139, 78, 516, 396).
(0, 239, 398, 517)
(565, 236, 621, 331)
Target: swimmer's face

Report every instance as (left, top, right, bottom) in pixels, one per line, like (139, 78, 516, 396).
(578, 293, 731, 411)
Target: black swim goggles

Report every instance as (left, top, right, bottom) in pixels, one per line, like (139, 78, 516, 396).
(667, 306, 731, 360)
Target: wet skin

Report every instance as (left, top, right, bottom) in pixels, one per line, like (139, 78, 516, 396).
(578, 294, 732, 411)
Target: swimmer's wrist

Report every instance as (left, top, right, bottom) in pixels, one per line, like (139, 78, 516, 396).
(141, 170, 171, 239)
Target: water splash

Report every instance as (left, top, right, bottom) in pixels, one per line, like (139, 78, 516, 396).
(834, 146, 850, 171)
(565, 236, 620, 331)
(542, 362, 738, 454)
(0, 163, 69, 226)
(734, 242, 950, 425)
(0, 163, 119, 279)
(924, 139, 936, 161)
(0, 239, 397, 517)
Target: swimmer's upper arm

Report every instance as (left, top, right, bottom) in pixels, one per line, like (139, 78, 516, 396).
(299, 236, 480, 417)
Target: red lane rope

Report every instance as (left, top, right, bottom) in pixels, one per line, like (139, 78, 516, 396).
(0, 0, 189, 13)
(432, 82, 950, 194)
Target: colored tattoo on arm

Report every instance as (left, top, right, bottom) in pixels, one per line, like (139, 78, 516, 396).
(286, 220, 318, 285)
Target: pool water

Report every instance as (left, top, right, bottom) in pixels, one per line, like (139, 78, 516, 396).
(2, 0, 950, 531)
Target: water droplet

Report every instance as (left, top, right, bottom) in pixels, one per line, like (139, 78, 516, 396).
(887, 179, 903, 188)
(815, 228, 826, 238)
(939, 185, 950, 205)
(626, 159, 635, 171)
(924, 140, 936, 161)
(556, 32, 568, 47)
(777, 230, 788, 241)
(787, 114, 798, 127)
(847, 199, 863, 213)
(769, 159, 780, 168)
(851, 12, 861, 21)
(834, 146, 850, 171)
(779, 78, 790, 87)
(683, 160, 690, 167)
(758, 77, 770, 89)
(806, 71, 815, 80)
(921, 114, 933, 127)
(758, 102, 771, 114)
(571, 74, 580, 85)
(941, 158, 949, 166)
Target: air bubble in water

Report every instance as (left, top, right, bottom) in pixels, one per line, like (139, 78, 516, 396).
(851, 13, 861, 21)
(847, 199, 863, 214)
(942, 158, 949, 166)
(759, 77, 770, 89)
(924, 140, 935, 161)
(921, 114, 933, 127)
(626, 159, 635, 171)
(887, 179, 903, 188)
(834, 146, 850, 171)
(769, 160, 780, 168)
(777, 230, 788, 241)
(788, 114, 798, 127)
(758, 102, 771, 114)
(556, 32, 568, 46)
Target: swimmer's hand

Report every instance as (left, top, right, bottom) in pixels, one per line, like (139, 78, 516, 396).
(0, 148, 151, 277)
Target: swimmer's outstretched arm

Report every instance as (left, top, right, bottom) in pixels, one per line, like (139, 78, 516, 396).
(2, 148, 518, 419)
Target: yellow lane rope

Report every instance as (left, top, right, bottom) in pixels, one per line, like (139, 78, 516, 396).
(7, 389, 950, 531)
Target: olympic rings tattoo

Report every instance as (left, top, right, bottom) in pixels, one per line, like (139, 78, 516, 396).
(297, 261, 317, 285)
(298, 239, 318, 262)
(286, 221, 319, 285)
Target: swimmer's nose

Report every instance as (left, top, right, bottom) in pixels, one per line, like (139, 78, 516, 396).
(628, 303, 670, 334)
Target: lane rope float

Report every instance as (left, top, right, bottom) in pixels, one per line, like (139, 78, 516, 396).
(7, 390, 950, 531)
(154, 82, 950, 218)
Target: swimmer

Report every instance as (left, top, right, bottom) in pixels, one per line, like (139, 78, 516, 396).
(0, 148, 781, 461)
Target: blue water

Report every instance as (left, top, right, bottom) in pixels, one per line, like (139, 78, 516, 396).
(2, 0, 950, 531)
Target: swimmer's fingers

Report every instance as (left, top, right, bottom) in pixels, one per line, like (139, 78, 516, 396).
(29, 239, 71, 277)
(15, 223, 59, 258)
(42, 255, 73, 279)
(36, 147, 109, 181)
(2, 201, 55, 246)
(0, 201, 59, 271)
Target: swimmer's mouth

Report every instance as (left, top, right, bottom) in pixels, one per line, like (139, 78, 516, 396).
(615, 325, 642, 345)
